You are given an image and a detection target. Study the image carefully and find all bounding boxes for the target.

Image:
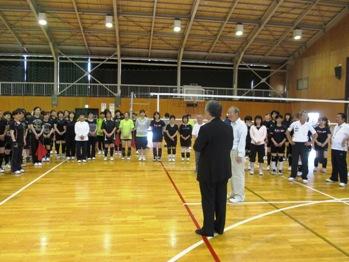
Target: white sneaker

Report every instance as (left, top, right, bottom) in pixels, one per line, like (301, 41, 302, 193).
(228, 197, 243, 203)
(297, 171, 302, 177)
(266, 166, 270, 171)
(82, 160, 87, 163)
(186, 158, 190, 162)
(127, 157, 131, 160)
(302, 179, 308, 184)
(20, 169, 25, 173)
(259, 171, 263, 176)
(104, 157, 108, 161)
(181, 158, 185, 161)
(110, 157, 114, 161)
(77, 160, 81, 163)
(339, 182, 346, 187)
(139, 157, 142, 161)
(249, 170, 254, 175)
(121, 157, 125, 160)
(92, 157, 96, 160)
(87, 158, 91, 161)
(172, 157, 175, 162)
(326, 178, 335, 183)
(37, 162, 42, 166)
(34, 163, 38, 166)
(71, 156, 75, 160)
(66, 157, 71, 160)
(288, 177, 295, 182)
(14, 170, 22, 176)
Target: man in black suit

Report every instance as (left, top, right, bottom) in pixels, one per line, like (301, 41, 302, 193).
(193, 100, 234, 237)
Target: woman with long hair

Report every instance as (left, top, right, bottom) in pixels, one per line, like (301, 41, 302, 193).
(249, 115, 267, 175)
(135, 110, 150, 161)
(54, 111, 67, 159)
(65, 112, 76, 160)
(29, 107, 44, 166)
(179, 115, 192, 161)
(102, 110, 117, 161)
(164, 115, 178, 162)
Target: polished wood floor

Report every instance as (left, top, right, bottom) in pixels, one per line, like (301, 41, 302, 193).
(0, 149, 348, 262)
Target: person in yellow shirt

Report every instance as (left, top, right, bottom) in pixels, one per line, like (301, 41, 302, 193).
(119, 112, 135, 160)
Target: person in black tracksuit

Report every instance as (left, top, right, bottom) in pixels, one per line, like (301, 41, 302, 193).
(164, 115, 178, 162)
(314, 117, 331, 173)
(0, 112, 7, 173)
(65, 112, 76, 160)
(10, 109, 25, 174)
(179, 115, 192, 161)
(270, 115, 287, 175)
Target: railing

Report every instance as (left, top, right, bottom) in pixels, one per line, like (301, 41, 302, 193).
(0, 82, 285, 99)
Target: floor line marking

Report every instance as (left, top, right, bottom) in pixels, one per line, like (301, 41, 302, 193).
(245, 186, 349, 257)
(168, 198, 347, 261)
(0, 161, 66, 207)
(160, 162, 220, 262)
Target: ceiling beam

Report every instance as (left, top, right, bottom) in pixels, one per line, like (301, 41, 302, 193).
(206, 0, 240, 57)
(288, 6, 349, 62)
(0, 6, 326, 31)
(235, 0, 285, 66)
(26, 0, 57, 59)
(178, 0, 201, 66)
(71, 0, 90, 54)
(264, 0, 321, 57)
(112, 0, 121, 60)
(0, 11, 27, 53)
(148, 0, 158, 57)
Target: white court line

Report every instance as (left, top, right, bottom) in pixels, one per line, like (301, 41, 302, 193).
(0, 161, 66, 207)
(285, 177, 349, 207)
(168, 198, 349, 262)
(183, 199, 349, 206)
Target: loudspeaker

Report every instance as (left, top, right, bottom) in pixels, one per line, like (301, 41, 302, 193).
(335, 65, 342, 80)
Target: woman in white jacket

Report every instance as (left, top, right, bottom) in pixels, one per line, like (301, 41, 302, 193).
(249, 115, 267, 175)
(74, 114, 90, 163)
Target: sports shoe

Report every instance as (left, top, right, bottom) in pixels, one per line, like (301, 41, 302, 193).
(249, 170, 254, 175)
(121, 157, 125, 160)
(110, 157, 114, 161)
(92, 157, 96, 160)
(82, 160, 87, 163)
(0, 168, 4, 173)
(104, 157, 108, 161)
(127, 157, 131, 160)
(266, 165, 270, 171)
(181, 158, 185, 161)
(37, 162, 42, 166)
(339, 182, 346, 187)
(186, 158, 190, 162)
(20, 169, 25, 173)
(259, 171, 263, 176)
(288, 177, 295, 182)
(14, 170, 22, 176)
(228, 197, 243, 203)
(302, 179, 308, 184)
(326, 178, 335, 183)
(87, 158, 91, 161)
(66, 157, 71, 160)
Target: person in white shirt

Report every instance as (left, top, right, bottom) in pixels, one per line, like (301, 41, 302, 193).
(192, 114, 205, 174)
(326, 113, 349, 187)
(74, 114, 90, 163)
(249, 115, 267, 176)
(286, 111, 317, 183)
(227, 106, 247, 203)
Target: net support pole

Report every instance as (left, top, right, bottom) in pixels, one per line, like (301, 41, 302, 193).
(156, 94, 160, 112)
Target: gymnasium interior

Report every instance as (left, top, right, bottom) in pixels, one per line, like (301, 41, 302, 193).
(0, 0, 349, 261)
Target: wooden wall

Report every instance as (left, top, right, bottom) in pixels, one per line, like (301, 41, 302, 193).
(0, 96, 290, 118)
(287, 13, 349, 117)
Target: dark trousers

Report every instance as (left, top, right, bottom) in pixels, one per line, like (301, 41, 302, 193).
(330, 149, 347, 184)
(11, 143, 23, 172)
(195, 151, 200, 174)
(87, 136, 97, 158)
(199, 180, 228, 235)
(66, 138, 76, 157)
(30, 135, 40, 163)
(76, 141, 87, 160)
(249, 144, 265, 163)
(291, 142, 308, 179)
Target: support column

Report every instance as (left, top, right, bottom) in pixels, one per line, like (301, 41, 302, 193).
(52, 56, 59, 107)
(117, 58, 122, 96)
(233, 58, 239, 96)
(177, 64, 181, 94)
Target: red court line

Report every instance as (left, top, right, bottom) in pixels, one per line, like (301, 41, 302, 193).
(160, 161, 220, 262)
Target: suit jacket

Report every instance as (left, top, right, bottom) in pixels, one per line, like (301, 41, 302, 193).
(194, 117, 234, 183)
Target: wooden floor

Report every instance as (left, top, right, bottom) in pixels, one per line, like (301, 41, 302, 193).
(0, 150, 349, 262)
